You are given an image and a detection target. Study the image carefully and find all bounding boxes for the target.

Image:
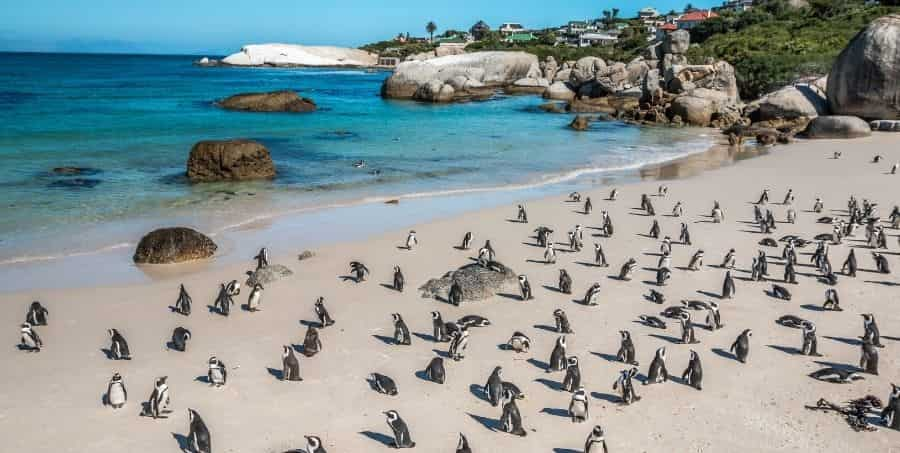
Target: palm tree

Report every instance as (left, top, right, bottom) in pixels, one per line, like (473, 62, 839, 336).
(426, 21, 437, 43)
(612, 8, 620, 19)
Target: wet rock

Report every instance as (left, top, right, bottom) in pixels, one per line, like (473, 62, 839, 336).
(187, 139, 276, 182)
(570, 115, 591, 131)
(133, 227, 217, 264)
(218, 90, 316, 112)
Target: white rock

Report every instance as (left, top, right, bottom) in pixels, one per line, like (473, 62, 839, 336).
(222, 44, 378, 67)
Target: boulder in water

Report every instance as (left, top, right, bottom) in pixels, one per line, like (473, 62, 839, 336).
(218, 90, 316, 113)
(419, 262, 518, 302)
(569, 115, 591, 131)
(186, 139, 276, 182)
(133, 227, 217, 264)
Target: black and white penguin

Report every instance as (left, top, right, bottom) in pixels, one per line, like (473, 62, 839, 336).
(349, 261, 370, 282)
(660, 236, 672, 255)
(301, 325, 322, 357)
(688, 250, 704, 271)
(593, 243, 609, 267)
(776, 314, 807, 328)
(680, 223, 692, 245)
(722, 271, 736, 299)
(813, 197, 824, 213)
(548, 336, 568, 372)
(507, 331, 531, 353)
(282, 345, 302, 381)
(392, 313, 411, 345)
(823, 288, 842, 311)
(499, 389, 527, 436)
(608, 188, 618, 201)
(873, 252, 891, 274)
(455, 433, 471, 453)
(616, 330, 638, 365)
(842, 249, 858, 277)
(305, 435, 327, 453)
(656, 267, 671, 286)
(457, 314, 491, 328)
(544, 243, 557, 264)
(187, 409, 212, 453)
(173, 284, 192, 316)
(106, 372, 127, 409)
(782, 188, 794, 205)
(105, 328, 131, 360)
(881, 384, 900, 430)
(619, 258, 637, 281)
(638, 315, 667, 329)
(448, 280, 464, 306)
(644, 347, 668, 385)
(384, 410, 415, 448)
(405, 230, 418, 250)
(809, 367, 864, 384)
(558, 269, 573, 294)
(613, 367, 640, 405)
(706, 302, 724, 330)
(757, 188, 769, 205)
(730, 329, 752, 363)
(647, 289, 665, 304)
(584, 196, 593, 214)
(771, 284, 792, 301)
(563, 356, 582, 392)
(682, 349, 703, 390)
(432, 311, 449, 342)
(518, 275, 533, 300)
(25, 301, 49, 326)
(254, 247, 269, 270)
(517, 204, 528, 223)
(649, 219, 660, 239)
(247, 282, 264, 312)
(722, 249, 736, 269)
(170, 327, 191, 352)
(19, 323, 43, 352)
(584, 425, 609, 453)
(207, 356, 227, 387)
(214, 280, 239, 316)
(461, 231, 473, 250)
(393, 266, 405, 292)
(673, 201, 684, 217)
(583, 282, 602, 306)
(448, 328, 469, 361)
(314, 297, 335, 327)
(142, 376, 170, 418)
(784, 259, 797, 284)
(569, 387, 590, 423)
(371, 373, 399, 396)
(800, 322, 821, 356)
(554, 308, 574, 334)
(679, 312, 699, 344)
(485, 366, 505, 406)
(860, 336, 879, 375)
(424, 357, 445, 384)
(861, 314, 884, 348)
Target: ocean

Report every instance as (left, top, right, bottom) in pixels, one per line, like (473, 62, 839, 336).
(0, 52, 714, 265)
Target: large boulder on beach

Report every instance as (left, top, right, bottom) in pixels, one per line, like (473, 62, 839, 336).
(669, 95, 715, 126)
(827, 15, 900, 120)
(187, 140, 276, 182)
(419, 262, 519, 302)
(755, 84, 828, 120)
(133, 227, 217, 264)
(571, 56, 606, 86)
(218, 90, 316, 113)
(663, 30, 691, 55)
(544, 81, 576, 101)
(804, 115, 872, 139)
(246, 264, 293, 286)
(871, 120, 900, 131)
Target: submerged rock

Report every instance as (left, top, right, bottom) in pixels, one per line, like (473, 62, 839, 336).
(419, 262, 518, 302)
(218, 90, 316, 113)
(133, 227, 217, 264)
(186, 139, 276, 182)
(569, 115, 591, 131)
(51, 166, 101, 176)
(246, 264, 293, 286)
(47, 178, 101, 189)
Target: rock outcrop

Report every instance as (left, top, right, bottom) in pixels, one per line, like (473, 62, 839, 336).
(751, 84, 828, 121)
(133, 227, 217, 264)
(871, 120, 900, 131)
(246, 264, 293, 286)
(827, 14, 900, 120)
(544, 81, 576, 101)
(221, 44, 377, 67)
(569, 115, 591, 131)
(187, 140, 276, 182)
(419, 262, 518, 302)
(804, 116, 872, 139)
(218, 91, 316, 113)
(381, 51, 540, 102)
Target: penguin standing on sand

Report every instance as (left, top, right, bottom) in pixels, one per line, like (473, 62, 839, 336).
(679, 313, 698, 344)
(507, 331, 531, 353)
(613, 367, 640, 404)
(882, 384, 900, 430)
(688, 250, 704, 271)
(384, 410, 415, 448)
(813, 197, 824, 213)
(784, 259, 797, 284)
(500, 389, 527, 436)
(644, 347, 668, 385)
(617, 330, 638, 365)
(107, 329, 132, 360)
(682, 350, 703, 390)
(680, 223, 691, 245)
(392, 313, 411, 345)
(349, 261, 370, 282)
(187, 409, 212, 453)
(517, 205, 528, 223)
(619, 258, 637, 281)
(282, 345, 302, 381)
(485, 366, 505, 406)
(106, 372, 127, 409)
(254, 247, 269, 270)
(461, 231, 473, 250)
(405, 230, 418, 250)
(554, 309, 574, 334)
(722, 271, 736, 299)
(314, 297, 335, 327)
(19, 323, 42, 352)
(656, 267, 671, 286)
(730, 329, 752, 363)
(301, 325, 322, 357)
(448, 280, 464, 306)
(518, 275, 533, 300)
(649, 220, 660, 239)
(563, 356, 582, 392)
(583, 282, 602, 305)
(207, 356, 227, 387)
(800, 322, 821, 357)
(602, 212, 614, 237)
(174, 285, 192, 316)
(247, 283, 264, 311)
(558, 269, 573, 294)
(456, 433, 472, 453)
(305, 435, 328, 453)
(431, 311, 449, 342)
(569, 387, 590, 423)
(712, 204, 725, 223)
(584, 197, 593, 214)
(214, 281, 236, 316)
(823, 288, 842, 311)
(658, 251, 671, 270)
(393, 266, 405, 292)
(862, 314, 884, 348)
(757, 250, 769, 276)
(142, 376, 170, 418)
(594, 243, 609, 267)
(544, 243, 557, 264)
(860, 336, 879, 375)
(424, 357, 445, 384)
(448, 328, 469, 361)
(25, 301, 49, 326)
(757, 189, 769, 205)
(722, 249, 736, 269)
(783, 188, 794, 205)
(842, 249, 858, 277)
(170, 327, 191, 352)
(673, 201, 684, 217)
(873, 252, 891, 274)
(584, 425, 609, 453)
(660, 236, 672, 255)
(548, 336, 568, 372)
(706, 302, 724, 330)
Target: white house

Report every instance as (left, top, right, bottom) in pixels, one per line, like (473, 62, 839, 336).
(499, 23, 526, 36)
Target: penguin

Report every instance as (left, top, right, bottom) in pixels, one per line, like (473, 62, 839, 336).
(771, 284, 792, 301)
(448, 280, 464, 306)
(602, 212, 614, 237)
(370, 373, 398, 396)
(499, 389, 527, 436)
(776, 315, 807, 328)
(757, 250, 769, 276)
(305, 435, 327, 453)
(518, 275, 533, 300)
(384, 410, 416, 448)
(457, 314, 491, 328)
(616, 330, 638, 365)
(800, 322, 821, 356)
(517, 204, 528, 223)
(461, 231, 473, 250)
(759, 238, 778, 247)
(809, 367, 864, 384)
(823, 288, 842, 311)
(730, 329, 752, 363)
(842, 249, 857, 277)
(679, 312, 698, 344)
(214, 282, 235, 316)
(688, 250, 704, 271)
(107, 328, 132, 360)
(660, 236, 672, 255)
(660, 305, 688, 319)
(638, 315, 666, 329)
(548, 336, 567, 372)
(314, 297, 335, 327)
(19, 323, 42, 352)
(658, 185, 668, 197)
(813, 197, 824, 213)
(187, 409, 212, 453)
(862, 314, 884, 348)
(392, 266, 405, 292)
(583, 282, 602, 306)
(349, 261, 369, 282)
(673, 201, 684, 217)
(594, 243, 609, 267)
(554, 309, 574, 334)
(456, 433, 471, 453)
(507, 331, 531, 353)
(619, 258, 637, 280)
(786, 208, 797, 224)
(656, 267, 671, 286)
(558, 269, 573, 294)
(485, 366, 505, 406)
(784, 260, 798, 284)
(432, 311, 449, 342)
(881, 384, 900, 430)
(680, 223, 692, 245)
(544, 243, 557, 264)
(658, 252, 672, 272)
(757, 188, 769, 205)
(613, 367, 640, 405)
(873, 252, 891, 274)
(25, 301, 49, 326)
(247, 282, 264, 311)
(584, 196, 593, 214)
(569, 191, 582, 202)
(170, 327, 191, 352)
(392, 313, 411, 345)
(448, 328, 469, 361)
(648, 289, 665, 304)
(649, 219, 660, 239)
(644, 347, 668, 385)
(860, 336, 879, 375)
(569, 387, 590, 423)
(584, 425, 609, 453)
(782, 188, 794, 205)
(568, 230, 583, 252)
(608, 188, 618, 201)
(142, 376, 170, 418)
(682, 350, 703, 390)
(254, 247, 269, 270)
(301, 325, 322, 357)
(534, 227, 553, 248)
(722, 249, 736, 269)
(482, 240, 497, 262)
(106, 372, 127, 409)
(682, 300, 711, 311)
(207, 356, 227, 387)
(173, 284, 192, 316)
(706, 302, 724, 330)
(282, 345, 302, 381)
(712, 205, 725, 223)
(722, 271, 736, 299)
(563, 356, 581, 393)
(424, 357, 445, 384)
(405, 230, 417, 250)
(750, 257, 761, 282)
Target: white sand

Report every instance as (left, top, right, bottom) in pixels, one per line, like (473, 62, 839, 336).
(1, 134, 899, 452)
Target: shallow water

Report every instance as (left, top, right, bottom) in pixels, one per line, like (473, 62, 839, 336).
(0, 52, 713, 264)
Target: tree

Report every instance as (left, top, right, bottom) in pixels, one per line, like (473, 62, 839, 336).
(612, 8, 620, 19)
(602, 9, 612, 27)
(685, 3, 695, 12)
(426, 21, 437, 42)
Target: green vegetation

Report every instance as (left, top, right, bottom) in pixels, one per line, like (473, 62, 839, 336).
(465, 25, 649, 64)
(686, 0, 900, 99)
(359, 40, 435, 59)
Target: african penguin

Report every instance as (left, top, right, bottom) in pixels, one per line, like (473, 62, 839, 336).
(569, 387, 590, 423)
(170, 327, 191, 352)
(392, 313, 411, 345)
(584, 425, 609, 453)
(558, 269, 573, 294)
(142, 376, 170, 418)
(107, 328, 132, 360)
(424, 357, 445, 384)
(682, 350, 703, 390)
(370, 373, 398, 396)
(563, 356, 582, 392)
(800, 322, 821, 356)
(499, 389, 527, 436)
(613, 367, 640, 405)
(507, 331, 531, 353)
(305, 435, 327, 453)
(247, 282, 264, 311)
(26, 301, 49, 326)
(106, 372, 127, 409)
(548, 336, 567, 372)
(730, 329, 752, 363)
(207, 356, 227, 387)
(281, 345, 302, 381)
(187, 409, 212, 453)
(301, 326, 322, 357)
(644, 347, 668, 385)
(173, 284, 192, 316)
(616, 330, 638, 365)
(554, 308, 574, 334)
(432, 311, 449, 342)
(518, 275, 533, 300)
(384, 410, 415, 448)
(314, 297, 335, 327)
(393, 266, 405, 292)
(19, 323, 43, 352)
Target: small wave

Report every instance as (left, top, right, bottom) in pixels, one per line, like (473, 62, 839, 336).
(0, 242, 132, 266)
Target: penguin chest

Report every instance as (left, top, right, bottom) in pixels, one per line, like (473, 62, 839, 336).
(108, 384, 126, 406)
(210, 368, 225, 385)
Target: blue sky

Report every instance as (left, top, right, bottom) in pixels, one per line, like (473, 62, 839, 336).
(0, 0, 718, 54)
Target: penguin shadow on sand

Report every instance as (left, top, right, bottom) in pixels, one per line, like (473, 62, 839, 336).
(300, 319, 324, 328)
(553, 448, 582, 453)
(590, 351, 620, 363)
(813, 360, 861, 372)
(432, 349, 451, 359)
(496, 292, 522, 301)
(194, 375, 211, 384)
(766, 344, 801, 355)
(864, 280, 900, 287)
(526, 358, 550, 371)
(648, 333, 684, 344)
(534, 377, 564, 391)
(696, 290, 723, 300)
(541, 284, 567, 294)
(711, 347, 739, 362)
(466, 413, 499, 432)
(823, 335, 862, 346)
(532, 323, 558, 333)
(372, 334, 396, 345)
(590, 391, 626, 404)
(468, 384, 490, 403)
(379, 283, 401, 292)
(359, 430, 396, 447)
(411, 332, 435, 342)
(266, 367, 284, 380)
(540, 407, 570, 418)
(799, 304, 828, 312)
(172, 433, 193, 453)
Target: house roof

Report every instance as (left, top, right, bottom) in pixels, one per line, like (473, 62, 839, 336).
(659, 23, 678, 31)
(679, 10, 719, 22)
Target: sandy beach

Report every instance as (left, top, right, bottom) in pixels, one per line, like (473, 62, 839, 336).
(2, 133, 899, 452)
